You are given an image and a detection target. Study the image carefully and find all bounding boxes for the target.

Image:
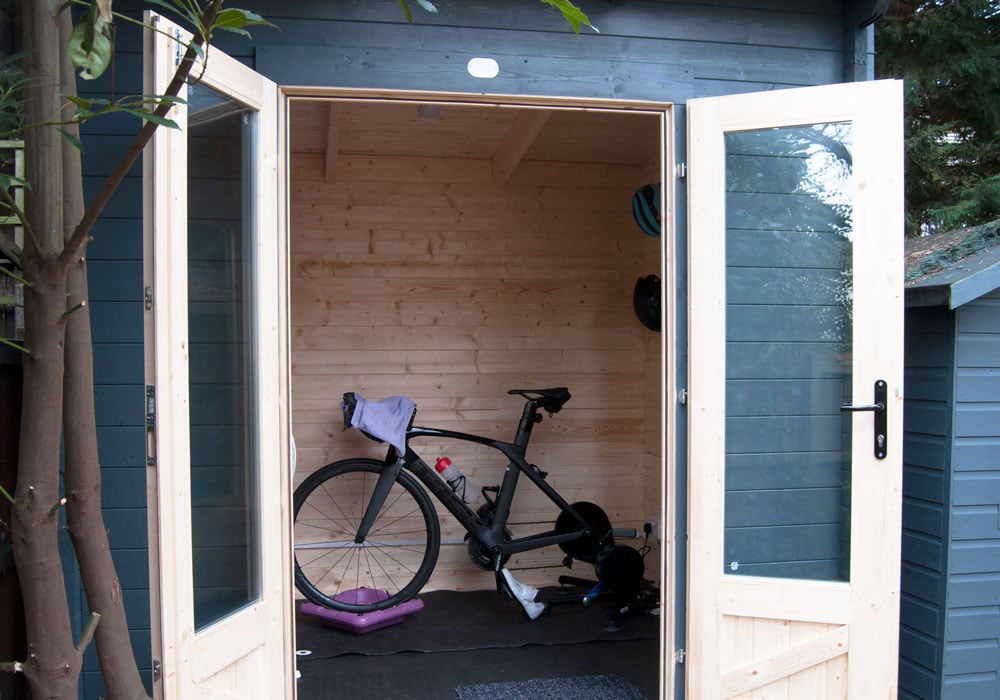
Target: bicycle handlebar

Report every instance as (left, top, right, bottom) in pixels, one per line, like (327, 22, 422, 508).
(342, 392, 359, 430)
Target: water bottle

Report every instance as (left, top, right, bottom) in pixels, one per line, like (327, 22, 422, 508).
(435, 457, 481, 507)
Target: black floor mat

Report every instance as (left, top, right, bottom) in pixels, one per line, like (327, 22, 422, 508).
(295, 639, 660, 700)
(295, 588, 659, 659)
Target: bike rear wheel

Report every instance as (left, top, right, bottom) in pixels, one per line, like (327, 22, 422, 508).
(293, 458, 440, 612)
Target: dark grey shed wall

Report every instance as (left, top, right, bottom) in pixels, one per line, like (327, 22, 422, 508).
(242, 0, 849, 100)
(79, 63, 151, 697)
(900, 289, 1000, 700)
(900, 305, 954, 700)
(81, 2, 861, 698)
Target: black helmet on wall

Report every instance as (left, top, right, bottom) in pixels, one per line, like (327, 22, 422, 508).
(632, 183, 661, 237)
(633, 274, 661, 332)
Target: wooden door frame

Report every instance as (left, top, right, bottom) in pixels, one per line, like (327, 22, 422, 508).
(281, 86, 677, 699)
(144, 14, 294, 699)
(685, 80, 904, 699)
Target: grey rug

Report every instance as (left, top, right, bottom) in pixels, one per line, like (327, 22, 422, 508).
(454, 673, 645, 700)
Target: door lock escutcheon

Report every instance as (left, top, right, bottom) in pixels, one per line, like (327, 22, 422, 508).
(840, 380, 888, 460)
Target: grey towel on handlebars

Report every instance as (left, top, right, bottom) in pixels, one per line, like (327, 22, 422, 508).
(345, 394, 416, 457)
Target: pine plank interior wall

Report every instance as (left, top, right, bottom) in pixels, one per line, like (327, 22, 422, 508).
(288, 99, 663, 590)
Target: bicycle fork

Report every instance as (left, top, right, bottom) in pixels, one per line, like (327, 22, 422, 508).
(354, 457, 405, 542)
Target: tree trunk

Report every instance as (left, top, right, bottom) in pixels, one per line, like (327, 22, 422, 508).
(12, 2, 82, 697)
(58, 8, 151, 698)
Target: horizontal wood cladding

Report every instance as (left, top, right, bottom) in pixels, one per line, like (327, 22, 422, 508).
(290, 101, 662, 167)
(900, 305, 954, 700)
(241, 0, 840, 45)
(290, 152, 644, 190)
(940, 292, 1000, 694)
(289, 113, 661, 589)
(250, 1, 844, 99)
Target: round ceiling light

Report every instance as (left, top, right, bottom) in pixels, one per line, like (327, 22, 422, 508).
(467, 57, 500, 79)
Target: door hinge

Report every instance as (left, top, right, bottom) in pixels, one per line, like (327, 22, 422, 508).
(677, 388, 688, 405)
(145, 384, 157, 467)
(674, 648, 686, 664)
(174, 29, 183, 66)
(144, 286, 153, 311)
(675, 162, 687, 179)
(152, 658, 162, 681)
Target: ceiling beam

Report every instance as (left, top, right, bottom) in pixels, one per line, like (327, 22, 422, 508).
(324, 103, 339, 184)
(492, 109, 551, 186)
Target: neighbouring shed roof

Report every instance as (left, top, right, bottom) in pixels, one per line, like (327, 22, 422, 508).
(904, 220, 1000, 309)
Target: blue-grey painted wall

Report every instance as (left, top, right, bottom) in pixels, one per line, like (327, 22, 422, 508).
(83, 1, 868, 697)
(900, 289, 1000, 699)
(243, 0, 850, 100)
(943, 289, 1000, 698)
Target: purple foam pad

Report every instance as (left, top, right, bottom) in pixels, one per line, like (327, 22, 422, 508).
(299, 588, 424, 634)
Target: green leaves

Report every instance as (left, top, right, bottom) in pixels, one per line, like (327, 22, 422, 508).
(877, 0, 1000, 235)
(60, 94, 185, 136)
(213, 8, 278, 38)
(0, 173, 29, 193)
(68, 0, 115, 80)
(0, 52, 27, 141)
(397, 0, 438, 23)
(141, 1, 276, 41)
(397, 0, 595, 33)
(539, 0, 597, 34)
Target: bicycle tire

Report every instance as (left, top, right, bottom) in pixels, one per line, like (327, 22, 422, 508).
(293, 458, 440, 612)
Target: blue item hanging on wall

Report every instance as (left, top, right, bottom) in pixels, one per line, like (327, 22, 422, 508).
(632, 183, 661, 237)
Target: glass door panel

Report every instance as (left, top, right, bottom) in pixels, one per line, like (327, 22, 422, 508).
(723, 124, 854, 581)
(187, 84, 260, 629)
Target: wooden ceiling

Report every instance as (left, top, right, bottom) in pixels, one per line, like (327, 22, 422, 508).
(289, 98, 662, 185)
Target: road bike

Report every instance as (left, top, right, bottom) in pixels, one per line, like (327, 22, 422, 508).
(293, 387, 655, 616)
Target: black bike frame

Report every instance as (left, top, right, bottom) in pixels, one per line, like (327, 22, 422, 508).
(378, 399, 593, 564)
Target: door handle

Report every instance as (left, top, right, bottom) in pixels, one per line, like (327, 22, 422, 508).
(840, 380, 888, 460)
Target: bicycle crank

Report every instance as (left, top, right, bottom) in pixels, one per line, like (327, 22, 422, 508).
(466, 503, 511, 570)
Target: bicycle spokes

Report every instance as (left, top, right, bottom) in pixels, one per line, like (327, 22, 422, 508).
(293, 459, 440, 612)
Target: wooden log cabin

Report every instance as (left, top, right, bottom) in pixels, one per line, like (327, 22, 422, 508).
(46, 0, 909, 697)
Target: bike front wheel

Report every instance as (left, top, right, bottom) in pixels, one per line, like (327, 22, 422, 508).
(293, 458, 440, 612)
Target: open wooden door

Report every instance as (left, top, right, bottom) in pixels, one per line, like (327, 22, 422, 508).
(144, 13, 293, 699)
(686, 80, 903, 698)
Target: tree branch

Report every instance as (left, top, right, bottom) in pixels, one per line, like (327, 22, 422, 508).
(61, 299, 86, 319)
(0, 336, 29, 354)
(0, 264, 31, 289)
(58, 0, 225, 269)
(0, 187, 37, 255)
(74, 612, 101, 653)
(0, 234, 22, 270)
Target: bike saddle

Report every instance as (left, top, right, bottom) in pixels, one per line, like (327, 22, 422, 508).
(507, 387, 571, 413)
